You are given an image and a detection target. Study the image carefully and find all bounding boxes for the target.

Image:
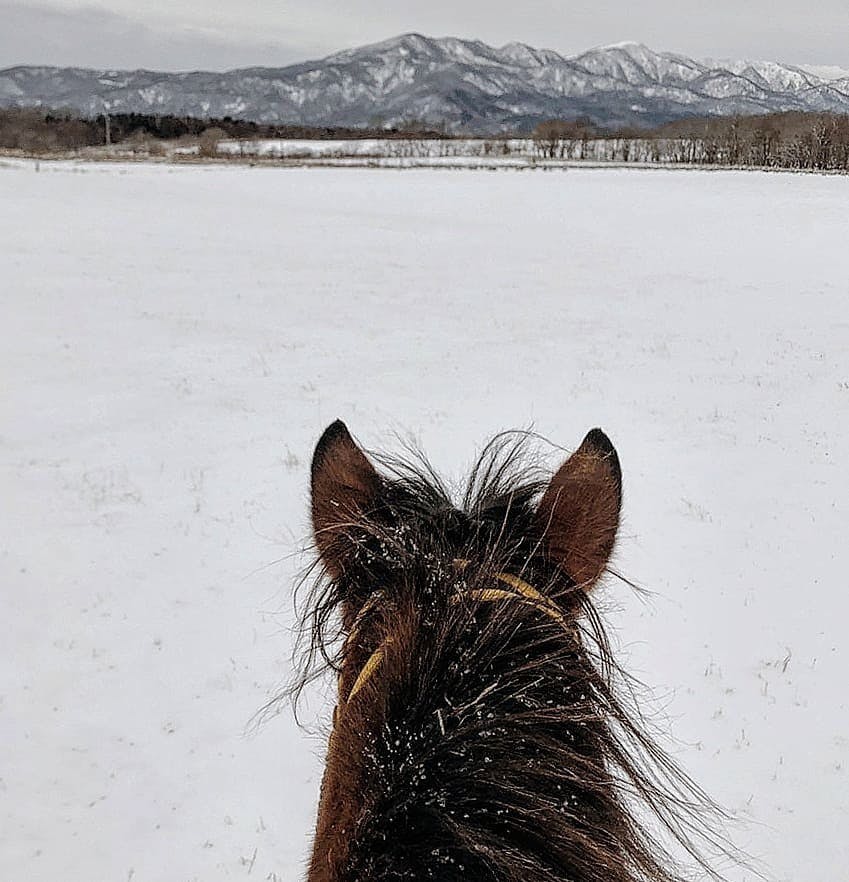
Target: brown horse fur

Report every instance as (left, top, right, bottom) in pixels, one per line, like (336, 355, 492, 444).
(294, 421, 733, 882)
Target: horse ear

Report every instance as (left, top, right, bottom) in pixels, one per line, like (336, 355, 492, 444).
(311, 420, 382, 578)
(536, 429, 622, 588)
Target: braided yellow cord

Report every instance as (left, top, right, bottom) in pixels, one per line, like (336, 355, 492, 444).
(490, 572, 569, 629)
(341, 567, 569, 707)
(462, 584, 569, 629)
(346, 641, 391, 702)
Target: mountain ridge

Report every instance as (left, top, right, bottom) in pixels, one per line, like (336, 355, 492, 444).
(3, 33, 849, 132)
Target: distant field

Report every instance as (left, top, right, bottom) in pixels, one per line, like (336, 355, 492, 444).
(2, 161, 848, 881)
(215, 137, 527, 157)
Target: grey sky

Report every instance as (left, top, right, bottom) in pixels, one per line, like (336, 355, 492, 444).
(3, 0, 849, 71)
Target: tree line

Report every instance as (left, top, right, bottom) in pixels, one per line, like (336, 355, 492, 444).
(0, 108, 450, 152)
(532, 112, 849, 170)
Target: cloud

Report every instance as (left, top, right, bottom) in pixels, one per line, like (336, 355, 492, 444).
(0, 2, 325, 70)
(2, 0, 848, 71)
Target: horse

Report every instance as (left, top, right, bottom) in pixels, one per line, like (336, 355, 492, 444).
(295, 420, 729, 882)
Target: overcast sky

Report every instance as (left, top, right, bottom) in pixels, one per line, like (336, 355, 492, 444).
(3, 0, 849, 71)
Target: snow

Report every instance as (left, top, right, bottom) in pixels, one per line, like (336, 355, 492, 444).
(719, 60, 814, 93)
(2, 159, 848, 881)
(215, 138, 536, 164)
(800, 63, 849, 82)
(219, 137, 392, 157)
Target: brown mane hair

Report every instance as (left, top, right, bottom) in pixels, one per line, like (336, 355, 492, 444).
(293, 421, 734, 882)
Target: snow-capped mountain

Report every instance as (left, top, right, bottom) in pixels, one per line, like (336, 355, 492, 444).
(2, 34, 849, 132)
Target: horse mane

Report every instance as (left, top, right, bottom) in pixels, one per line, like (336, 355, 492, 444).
(289, 432, 738, 882)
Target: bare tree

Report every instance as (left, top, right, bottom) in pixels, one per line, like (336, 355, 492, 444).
(198, 127, 228, 158)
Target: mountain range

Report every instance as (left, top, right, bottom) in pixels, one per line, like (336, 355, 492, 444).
(3, 33, 849, 132)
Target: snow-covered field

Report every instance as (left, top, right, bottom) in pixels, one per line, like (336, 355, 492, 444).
(2, 160, 847, 881)
(216, 138, 526, 158)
